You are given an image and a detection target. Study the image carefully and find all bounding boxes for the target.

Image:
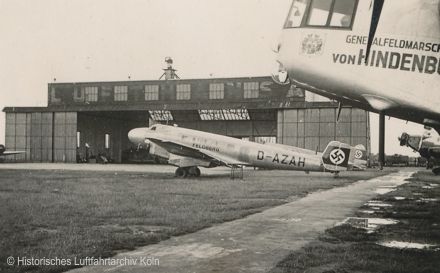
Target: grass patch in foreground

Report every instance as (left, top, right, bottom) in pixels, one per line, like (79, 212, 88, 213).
(270, 170, 440, 273)
(0, 168, 392, 273)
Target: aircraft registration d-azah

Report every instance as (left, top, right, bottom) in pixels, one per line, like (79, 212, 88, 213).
(128, 124, 366, 177)
(274, 0, 440, 132)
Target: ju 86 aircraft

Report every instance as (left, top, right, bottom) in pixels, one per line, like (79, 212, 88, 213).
(274, 0, 440, 131)
(128, 124, 367, 177)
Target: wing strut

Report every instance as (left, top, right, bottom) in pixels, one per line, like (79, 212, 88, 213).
(365, 0, 385, 64)
(336, 102, 343, 123)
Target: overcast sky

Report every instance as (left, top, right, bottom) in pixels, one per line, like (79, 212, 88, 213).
(0, 0, 426, 155)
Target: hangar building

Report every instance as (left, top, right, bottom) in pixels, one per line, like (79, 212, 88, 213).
(2, 76, 370, 163)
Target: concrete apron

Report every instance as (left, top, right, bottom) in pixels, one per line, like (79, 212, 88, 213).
(68, 171, 414, 273)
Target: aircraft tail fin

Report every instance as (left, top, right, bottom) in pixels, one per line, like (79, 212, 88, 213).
(322, 141, 351, 172)
(322, 141, 368, 172)
(350, 144, 367, 170)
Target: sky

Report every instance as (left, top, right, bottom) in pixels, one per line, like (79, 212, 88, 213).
(0, 0, 427, 156)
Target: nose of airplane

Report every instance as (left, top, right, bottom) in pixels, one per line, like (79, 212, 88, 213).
(128, 128, 145, 145)
(271, 59, 290, 85)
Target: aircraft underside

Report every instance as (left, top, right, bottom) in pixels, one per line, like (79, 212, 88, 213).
(288, 77, 440, 134)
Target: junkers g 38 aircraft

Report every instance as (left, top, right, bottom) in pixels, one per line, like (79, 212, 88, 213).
(128, 124, 367, 177)
(274, 0, 440, 131)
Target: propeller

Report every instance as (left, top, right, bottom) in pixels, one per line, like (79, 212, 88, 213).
(398, 133, 409, 146)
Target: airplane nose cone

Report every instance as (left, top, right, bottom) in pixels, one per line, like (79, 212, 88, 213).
(128, 128, 144, 145)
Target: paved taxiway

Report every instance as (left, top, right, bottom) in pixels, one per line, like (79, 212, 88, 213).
(63, 170, 413, 273)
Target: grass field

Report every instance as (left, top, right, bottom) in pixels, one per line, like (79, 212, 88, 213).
(0, 167, 392, 273)
(270, 170, 440, 273)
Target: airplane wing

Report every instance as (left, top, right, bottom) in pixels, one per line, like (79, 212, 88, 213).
(198, 149, 249, 166)
(145, 136, 248, 167)
(1, 151, 25, 156)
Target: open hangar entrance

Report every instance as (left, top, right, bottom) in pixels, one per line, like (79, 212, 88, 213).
(77, 111, 149, 163)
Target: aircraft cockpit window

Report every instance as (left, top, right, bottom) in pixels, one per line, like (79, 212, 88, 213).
(307, 0, 332, 26)
(284, 0, 309, 28)
(151, 126, 156, 131)
(329, 0, 356, 27)
(284, 0, 357, 29)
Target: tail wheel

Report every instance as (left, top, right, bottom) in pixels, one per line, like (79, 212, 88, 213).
(175, 167, 188, 178)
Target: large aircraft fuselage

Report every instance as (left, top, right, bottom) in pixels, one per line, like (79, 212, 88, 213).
(277, 0, 440, 125)
(128, 125, 324, 172)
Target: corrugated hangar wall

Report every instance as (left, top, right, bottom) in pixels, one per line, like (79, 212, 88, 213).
(4, 112, 77, 162)
(277, 108, 369, 151)
(54, 112, 77, 162)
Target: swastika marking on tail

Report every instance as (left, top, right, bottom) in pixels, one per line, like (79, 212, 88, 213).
(355, 150, 363, 159)
(330, 149, 346, 165)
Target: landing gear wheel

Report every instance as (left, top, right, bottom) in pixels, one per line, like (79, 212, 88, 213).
(175, 167, 188, 178)
(194, 167, 201, 177)
(427, 161, 434, 169)
(188, 166, 201, 177)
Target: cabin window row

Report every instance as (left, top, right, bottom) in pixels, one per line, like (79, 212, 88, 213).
(285, 0, 357, 29)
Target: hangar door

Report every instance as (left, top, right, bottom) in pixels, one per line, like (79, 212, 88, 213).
(4, 112, 77, 163)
